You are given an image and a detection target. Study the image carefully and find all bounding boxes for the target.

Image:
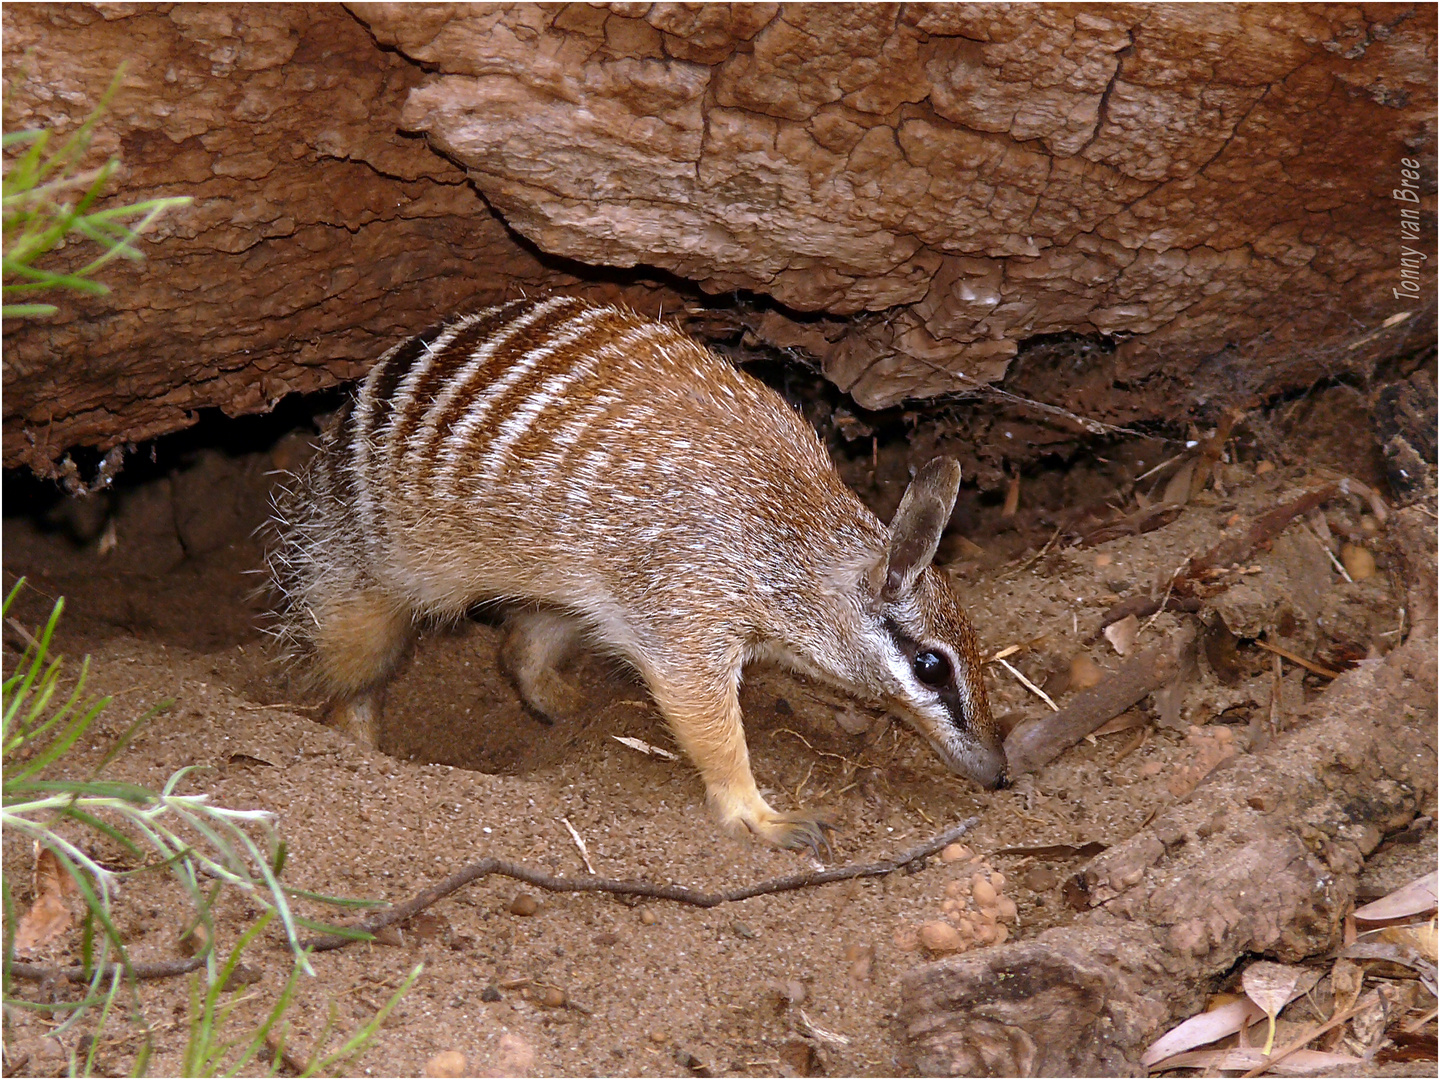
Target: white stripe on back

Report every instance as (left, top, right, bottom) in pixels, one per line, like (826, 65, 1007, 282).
(434, 305, 612, 491)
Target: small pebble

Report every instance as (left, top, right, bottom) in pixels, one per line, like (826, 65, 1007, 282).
(1255, 460, 1274, 475)
(920, 920, 963, 954)
(1094, 553, 1113, 568)
(408, 912, 448, 940)
(940, 842, 972, 863)
(1359, 515, 1380, 536)
(1070, 654, 1103, 690)
(1340, 543, 1376, 581)
(649, 1030, 668, 1045)
(494, 1033, 535, 1076)
(778, 979, 807, 1005)
(845, 942, 874, 982)
(972, 876, 997, 907)
(1022, 867, 1058, 892)
(639, 907, 658, 926)
(372, 925, 404, 946)
(539, 985, 567, 1008)
(594, 931, 619, 947)
(423, 1050, 469, 1078)
(480, 984, 502, 1002)
(997, 896, 1018, 923)
(729, 918, 754, 938)
(509, 893, 540, 917)
(989, 870, 1005, 888)
(179, 923, 212, 957)
(1141, 761, 1164, 776)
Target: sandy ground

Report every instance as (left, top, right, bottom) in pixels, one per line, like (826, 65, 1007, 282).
(2, 381, 1434, 1077)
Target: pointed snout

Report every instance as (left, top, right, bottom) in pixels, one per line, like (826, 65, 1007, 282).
(926, 727, 1009, 791)
(968, 740, 1009, 791)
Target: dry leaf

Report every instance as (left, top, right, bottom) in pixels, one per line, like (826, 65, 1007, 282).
(1161, 460, 1196, 505)
(14, 847, 78, 955)
(1242, 961, 1322, 1056)
(1153, 1047, 1364, 1075)
(610, 735, 678, 761)
(1329, 957, 1364, 1015)
(1104, 614, 1139, 655)
(1381, 917, 1438, 963)
(1353, 871, 1437, 922)
(1141, 996, 1265, 1067)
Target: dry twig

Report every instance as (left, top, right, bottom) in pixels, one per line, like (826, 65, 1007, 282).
(304, 819, 981, 952)
(1253, 638, 1341, 680)
(7, 955, 206, 984)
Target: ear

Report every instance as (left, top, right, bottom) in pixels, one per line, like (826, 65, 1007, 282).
(881, 457, 961, 602)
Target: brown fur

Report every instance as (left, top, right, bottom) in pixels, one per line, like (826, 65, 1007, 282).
(266, 298, 1006, 853)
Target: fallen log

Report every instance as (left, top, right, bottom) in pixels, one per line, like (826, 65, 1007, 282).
(902, 631, 1436, 1076)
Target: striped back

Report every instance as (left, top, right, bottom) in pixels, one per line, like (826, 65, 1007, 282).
(320, 296, 869, 612)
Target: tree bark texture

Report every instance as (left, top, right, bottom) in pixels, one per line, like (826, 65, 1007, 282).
(3, 4, 1436, 474)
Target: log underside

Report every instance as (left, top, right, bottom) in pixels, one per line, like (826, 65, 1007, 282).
(2, 3, 1436, 478)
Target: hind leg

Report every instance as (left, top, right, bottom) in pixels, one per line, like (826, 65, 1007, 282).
(500, 609, 588, 722)
(311, 586, 414, 747)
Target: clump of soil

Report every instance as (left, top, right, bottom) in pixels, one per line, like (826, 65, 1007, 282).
(2, 374, 1433, 1077)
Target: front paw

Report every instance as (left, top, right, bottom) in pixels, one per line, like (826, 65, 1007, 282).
(761, 809, 838, 859)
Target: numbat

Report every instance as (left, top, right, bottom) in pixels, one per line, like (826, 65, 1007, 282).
(267, 297, 1007, 852)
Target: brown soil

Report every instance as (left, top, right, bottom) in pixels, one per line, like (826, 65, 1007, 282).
(2, 385, 1433, 1077)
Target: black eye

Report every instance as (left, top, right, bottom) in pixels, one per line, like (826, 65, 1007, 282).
(913, 650, 951, 688)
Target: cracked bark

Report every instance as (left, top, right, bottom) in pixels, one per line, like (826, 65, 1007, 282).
(2, 3, 1436, 474)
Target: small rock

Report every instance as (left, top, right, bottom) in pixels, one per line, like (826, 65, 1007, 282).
(1340, 543, 1376, 581)
(1022, 867, 1058, 892)
(539, 985, 567, 1008)
(972, 876, 997, 907)
(1093, 553, 1113, 568)
(372, 925, 404, 947)
(219, 962, 263, 991)
(649, 1030, 668, 1044)
(509, 893, 540, 917)
(1359, 515, 1380, 536)
(939, 843, 972, 863)
(1141, 761, 1164, 776)
(919, 920, 963, 954)
(179, 923, 212, 957)
(493, 1032, 535, 1077)
(480, 984, 501, 1002)
(639, 907, 658, 926)
(844, 942, 874, 983)
(1255, 460, 1274, 475)
(997, 896, 1018, 923)
(593, 931, 619, 946)
(407, 912, 449, 940)
(1070, 654, 1103, 690)
(778, 979, 806, 1005)
(676, 1048, 713, 1076)
(424, 1050, 469, 1078)
(729, 918, 754, 938)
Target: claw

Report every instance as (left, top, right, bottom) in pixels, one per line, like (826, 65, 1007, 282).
(773, 810, 838, 860)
